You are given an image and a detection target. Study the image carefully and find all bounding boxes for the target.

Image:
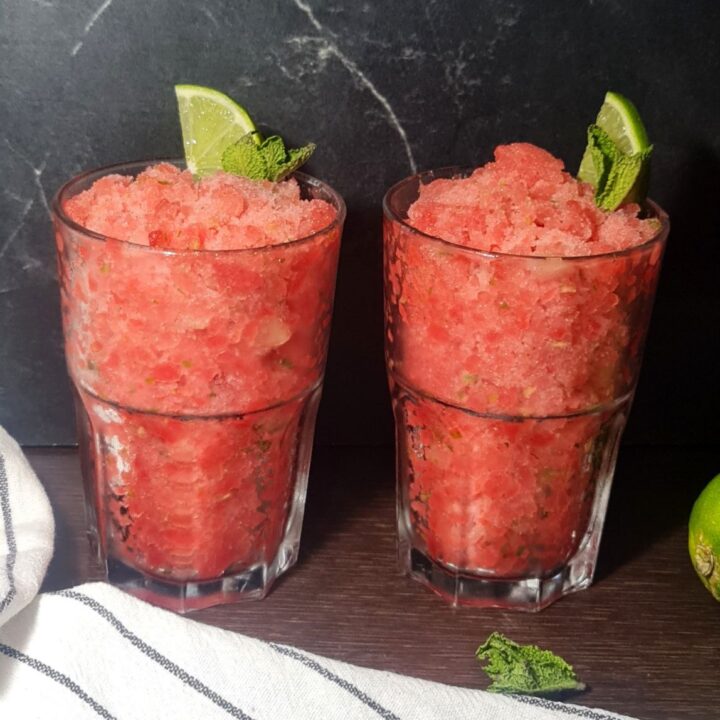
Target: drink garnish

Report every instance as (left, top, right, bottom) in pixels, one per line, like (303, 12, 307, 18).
(578, 91, 653, 211)
(174, 84, 315, 181)
(175, 84, 258, 177)
(221, 133, 316, 182)
(476, 632, 586, 696)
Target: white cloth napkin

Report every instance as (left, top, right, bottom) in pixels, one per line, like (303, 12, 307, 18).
(0, 426, 54, 627)
(0, 426, 637, 720)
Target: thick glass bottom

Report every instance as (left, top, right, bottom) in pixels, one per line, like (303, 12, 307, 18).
(391, 378, 627, 610)
(403, 542, 597, 612)
(74, 383, 322, 613)
(103, 540, 298, 613)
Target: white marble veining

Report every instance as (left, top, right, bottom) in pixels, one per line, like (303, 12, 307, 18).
(71, 0, 115, 57)
(1, 142, 53, 279)
(4, 141, 50, 216)
(291, 0, 417, 173)
(0, 0, 714, 448)
(0, 197, 34, 263)
(198, 6, 219, 29)
(421, 1, 523, 118)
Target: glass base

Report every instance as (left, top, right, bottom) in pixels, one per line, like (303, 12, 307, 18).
(102, 541, 299, 614)
(73, 382, 323, 613)
(391, 378, 626, 611)
(403, 547, 596, 612)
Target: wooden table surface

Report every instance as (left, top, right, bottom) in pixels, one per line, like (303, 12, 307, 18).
(30, 444, 720, 720)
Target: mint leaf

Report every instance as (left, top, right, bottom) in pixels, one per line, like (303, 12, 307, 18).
(595, 151, 645, 210)
(221, 132, 315, 182)
(583, 125, 652, 211)
(221, 133, 269, 180)
(476, 632, 586, 696)
(260, 135, 290, 170)
(584, 123, 613, 191)
(272, 142, 316, 181)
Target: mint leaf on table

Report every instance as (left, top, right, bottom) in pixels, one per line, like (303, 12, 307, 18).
(476, 632, 586, 696)
(221, 133, 315, 182)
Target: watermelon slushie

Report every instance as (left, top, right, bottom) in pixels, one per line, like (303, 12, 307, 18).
(53, 161, 344, 611)
(384, 144, 668, 610)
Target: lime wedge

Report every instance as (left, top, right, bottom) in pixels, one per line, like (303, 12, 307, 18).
(596, 91, 650, 154)
(577, 134, 603, 189)
(174, 84, 259, 176)
(578, 91, 652, 209)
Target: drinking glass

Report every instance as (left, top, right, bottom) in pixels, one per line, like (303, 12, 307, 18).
(53, 161, 345, 612)
(383, 168, 668, 610)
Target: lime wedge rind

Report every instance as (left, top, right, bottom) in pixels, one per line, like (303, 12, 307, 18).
(174, 84, 259, 176)
(601, 91, 650, 154)
(577, 142, 599, 188)
(577, 91, 652, 210)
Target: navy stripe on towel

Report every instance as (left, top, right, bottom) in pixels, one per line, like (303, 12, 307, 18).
(270, 642, 402, 720)
(0, 642, 117, 719)
(514, 694, 623, 719)
(0, 452, 17, 614)
(57, 590, 256, 720)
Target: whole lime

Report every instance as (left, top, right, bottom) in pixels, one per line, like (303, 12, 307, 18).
(689, 473, 720, 601)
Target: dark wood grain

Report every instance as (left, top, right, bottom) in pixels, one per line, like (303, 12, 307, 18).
(31, 445, 720, 720)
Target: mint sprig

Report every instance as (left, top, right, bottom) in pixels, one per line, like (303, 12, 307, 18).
(221, 133, 315, 182)
(584, 124, 652, 211)
(476, 632, 586, 696)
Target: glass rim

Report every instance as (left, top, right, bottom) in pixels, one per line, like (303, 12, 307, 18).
(382, 165, 669, 262)
(51, 158, 346, 256)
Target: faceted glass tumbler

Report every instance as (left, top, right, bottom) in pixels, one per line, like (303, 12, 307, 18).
(383, 168, 669, 611)
(52, 161, 345, 612)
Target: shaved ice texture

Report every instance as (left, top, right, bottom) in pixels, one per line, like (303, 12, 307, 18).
(56, 164, 342, 587)
(407, 143, 657, 257)
(65, 163, 336, 251)
(385, 145, 667, 584)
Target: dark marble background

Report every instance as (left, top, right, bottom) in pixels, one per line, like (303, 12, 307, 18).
(1, 0, 718, 446)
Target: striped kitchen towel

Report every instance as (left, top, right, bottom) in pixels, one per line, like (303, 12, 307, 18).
(0, 426, 54, 627)
(0, 426, 637, 720)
